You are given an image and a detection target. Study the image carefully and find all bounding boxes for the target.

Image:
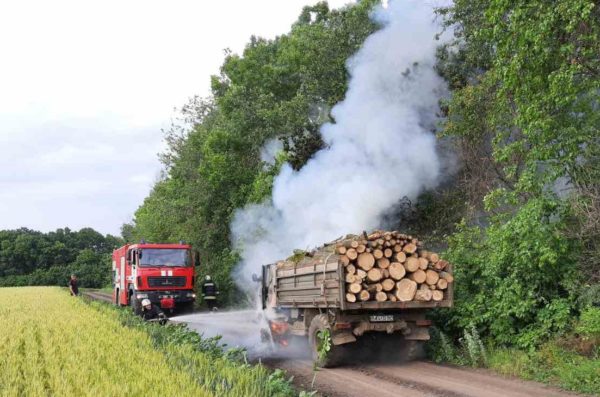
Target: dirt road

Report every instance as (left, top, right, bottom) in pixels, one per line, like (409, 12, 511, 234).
(83, 294, 580, 397)
(173, 310, 582, 397)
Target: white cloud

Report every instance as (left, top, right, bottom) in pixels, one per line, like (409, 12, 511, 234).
(0, 0, 352, 235)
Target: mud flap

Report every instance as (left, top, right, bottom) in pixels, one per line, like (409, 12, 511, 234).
(332, 331, 357, 345)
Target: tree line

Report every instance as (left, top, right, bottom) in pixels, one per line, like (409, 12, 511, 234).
(0, 227, 122, 288)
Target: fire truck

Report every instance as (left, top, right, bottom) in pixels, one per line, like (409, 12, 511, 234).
(112, 242, 197, 313)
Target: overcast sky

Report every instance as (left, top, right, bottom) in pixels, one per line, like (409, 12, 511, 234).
(0, 0, 352, 236)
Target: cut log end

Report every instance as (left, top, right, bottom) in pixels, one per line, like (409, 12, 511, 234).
(346, 293, 357, 303)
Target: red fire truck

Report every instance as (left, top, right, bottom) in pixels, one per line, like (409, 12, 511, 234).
(112, 242, 197, 313)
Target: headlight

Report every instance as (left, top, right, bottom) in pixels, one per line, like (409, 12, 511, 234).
(186, 292, 196, 298)
(136, 294, 148, 299)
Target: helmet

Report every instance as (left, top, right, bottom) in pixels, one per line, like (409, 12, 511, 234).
(141, 299, 151, 307)
(205, 275, 211, 281)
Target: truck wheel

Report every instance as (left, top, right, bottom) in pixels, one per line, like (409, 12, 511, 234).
(132, 296, 142, 315)
(116, 289, 120, 306)
(178, 301, 195, 314)
(309, 314, 344, 368)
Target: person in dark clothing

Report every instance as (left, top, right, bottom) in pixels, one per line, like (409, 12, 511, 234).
(68, 274, 79, 296)
(140, 299, 167, 324)
(201, 275, 219, 311)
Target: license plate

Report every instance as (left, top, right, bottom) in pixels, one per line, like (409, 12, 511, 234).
(370, 315, 394, 322)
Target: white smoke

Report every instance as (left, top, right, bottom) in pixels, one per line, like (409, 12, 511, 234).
(232, 0, 447, 287)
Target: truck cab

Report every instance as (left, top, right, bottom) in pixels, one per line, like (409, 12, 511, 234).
(112, 242, 197, 313)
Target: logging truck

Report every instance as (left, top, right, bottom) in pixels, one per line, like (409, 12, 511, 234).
(112, 242, 198, 314)
(256, 231, 453, 367)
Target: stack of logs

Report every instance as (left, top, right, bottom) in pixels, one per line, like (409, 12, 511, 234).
(340, 230, 453, 303)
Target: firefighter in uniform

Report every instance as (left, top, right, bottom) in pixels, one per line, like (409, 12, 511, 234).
(201, 275, 219, 311)
(140, 298, 167, 324)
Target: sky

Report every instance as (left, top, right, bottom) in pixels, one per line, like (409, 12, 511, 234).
(0, 0, 352, 236)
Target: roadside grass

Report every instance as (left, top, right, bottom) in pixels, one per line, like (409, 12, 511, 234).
(0, 287, 298, 397)
(428, 326, 600, 395)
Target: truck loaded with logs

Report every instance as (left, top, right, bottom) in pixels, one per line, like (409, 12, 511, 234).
(255, 230, 454, 367)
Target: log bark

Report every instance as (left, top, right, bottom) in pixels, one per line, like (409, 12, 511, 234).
(389, 262, 406, 280)
(357, 252, 375, 271)
(396, 279, 417, 302)
(404, 257, 420, 272)
(382, 269, 390, 279)
(432, 290, 444, 301)
(425, 270, 440, 285)
(346, 293, 357, 303)
(367, 267, 383, 283)
(382, 278, 396, 291)
(435, 260, 448, 271)
(439, 271, 454, 283)
(409, 269, 427, 284)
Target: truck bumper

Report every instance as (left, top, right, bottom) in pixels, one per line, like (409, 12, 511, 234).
(136, 290, 195, 304)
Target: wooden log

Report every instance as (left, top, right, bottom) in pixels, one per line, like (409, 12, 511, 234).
(404, 257, 420, 272)
(440, 271, 454, 283)
(367, 267, 383, 283)
(345, 274, 356, 283)
(418, 257, 429, 270)
(429, 284, 437, 290)
(409, 269, 426, 284)
(356, 244, 366, 254)
(346, 264, 356, 275)
(346, 248, 358, 260)
(435, 260, 448, 271)
(356, 269, 367, 280)
(359, 290, 370, 301)
(393, 244, 403, 253)
(402, 243, 417, 254)
(395, 252, 407, 263)
(349, 240, 359, 249)
(373, 249, 384, 259)
(366, 284, 379, 292)
(396, 279, 417, 302)
(425, 270, 440, 285)
(389, 262, 406, 280)
(384, 248, 393, 258)
(432, 290, 444, 301)
(429, 253, 440, 263)
(368, 232, 382, 240)
(348, 283, 362, 294)
(436, 278, 448, 290)
(337, 246, 347, 255)
(377, 258, 390, 269)
(357, 252, 375, 271)
(382, 269, 390, 278)
(375, 291, 388, 302)
(339, 255, 350, 266)
(415, 289, 433, 302)
(382, 278, 396, 291)
(419, 250, 430, 259)
(346, 293, 357, 303)
(387, 293, 398, 302)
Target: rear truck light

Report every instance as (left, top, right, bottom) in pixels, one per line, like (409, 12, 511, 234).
(136, 293, 148, 299)
(334, 322, 352, 330)
(416, 319, 432, 327)
(269, 321, 289, 335)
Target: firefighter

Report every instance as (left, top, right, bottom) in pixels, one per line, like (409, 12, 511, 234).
(201, 275, 219, 311)
(68, 274, 79, 296)
(140, 299, 167, 324)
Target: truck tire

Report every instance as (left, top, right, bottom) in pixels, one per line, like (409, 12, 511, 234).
(178, 301, 195, 314)
(309, 314, 344, 368)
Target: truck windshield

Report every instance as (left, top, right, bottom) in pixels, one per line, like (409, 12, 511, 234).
(139, 249, 190, 267)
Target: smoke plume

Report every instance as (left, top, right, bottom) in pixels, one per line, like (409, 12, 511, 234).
(232, 0, 447, 288)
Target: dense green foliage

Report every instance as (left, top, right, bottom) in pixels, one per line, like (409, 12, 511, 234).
(0, 228, 121, 288)
(128, 1, 379, 304)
